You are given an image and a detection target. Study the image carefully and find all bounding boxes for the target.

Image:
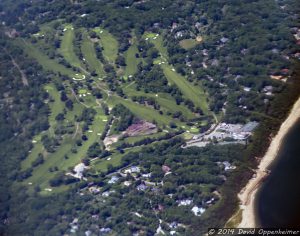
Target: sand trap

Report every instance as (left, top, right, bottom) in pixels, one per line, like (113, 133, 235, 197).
(72, 75, 86, 81)
(196, 36, 203, 42)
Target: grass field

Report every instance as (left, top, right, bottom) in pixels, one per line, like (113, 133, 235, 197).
(81, 31, 105, 77)
(59, 26, 87, 74)
(94, 27, 118, 64)
(16, 39, 75, 76)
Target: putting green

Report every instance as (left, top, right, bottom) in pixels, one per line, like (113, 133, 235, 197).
(79, 89, 87, 94)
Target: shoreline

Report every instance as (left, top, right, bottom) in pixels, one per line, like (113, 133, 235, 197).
(237, 95, 300, 227)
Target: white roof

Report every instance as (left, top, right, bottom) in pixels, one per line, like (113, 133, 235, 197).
(191, 206, 206, 216)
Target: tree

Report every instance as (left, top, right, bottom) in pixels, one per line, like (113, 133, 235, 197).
(65, 100, 73, 110)
(87, 142, 102, 158)
(55, 113, 65, 121)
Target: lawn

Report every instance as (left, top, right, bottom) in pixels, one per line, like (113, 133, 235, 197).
(59, 26, 87, 74)
(81, 31, 105, 77)
(94, 27, 118, 63)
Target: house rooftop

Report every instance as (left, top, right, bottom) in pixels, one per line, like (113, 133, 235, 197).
(191, 206, 206, 216)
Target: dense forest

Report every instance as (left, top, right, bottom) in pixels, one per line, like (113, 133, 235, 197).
(0, 0, 300, 235)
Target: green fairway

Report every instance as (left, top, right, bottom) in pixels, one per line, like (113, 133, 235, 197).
(110, 132, 167, 150)
(59, 26, 87, 74)
(81, 31, 105, 76)
(144, 32, 209, 114)
(21, 80, 107, 191)
(16, 39, 75, 76)
(92, 146, 143, 172)
(25, 140, 73, 187)
(107, 95, 179, 126)
(124, 42, 140, 76)
(45, 84, 65, 135)
(123, 84, 196, 119)
(162, 65, 208, 113)
(24, 110, 107, 190)
(94, 27, 118, 63)
(144, 33, 168, 58)
(21, 85, 64, 170)
(21, 135, 44, 170)
(64, 101, 84, 122)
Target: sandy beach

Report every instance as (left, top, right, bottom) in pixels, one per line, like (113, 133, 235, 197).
(237, 95, 300, 227)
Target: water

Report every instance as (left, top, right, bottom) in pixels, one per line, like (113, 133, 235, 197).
(256, 118, 300, 227)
